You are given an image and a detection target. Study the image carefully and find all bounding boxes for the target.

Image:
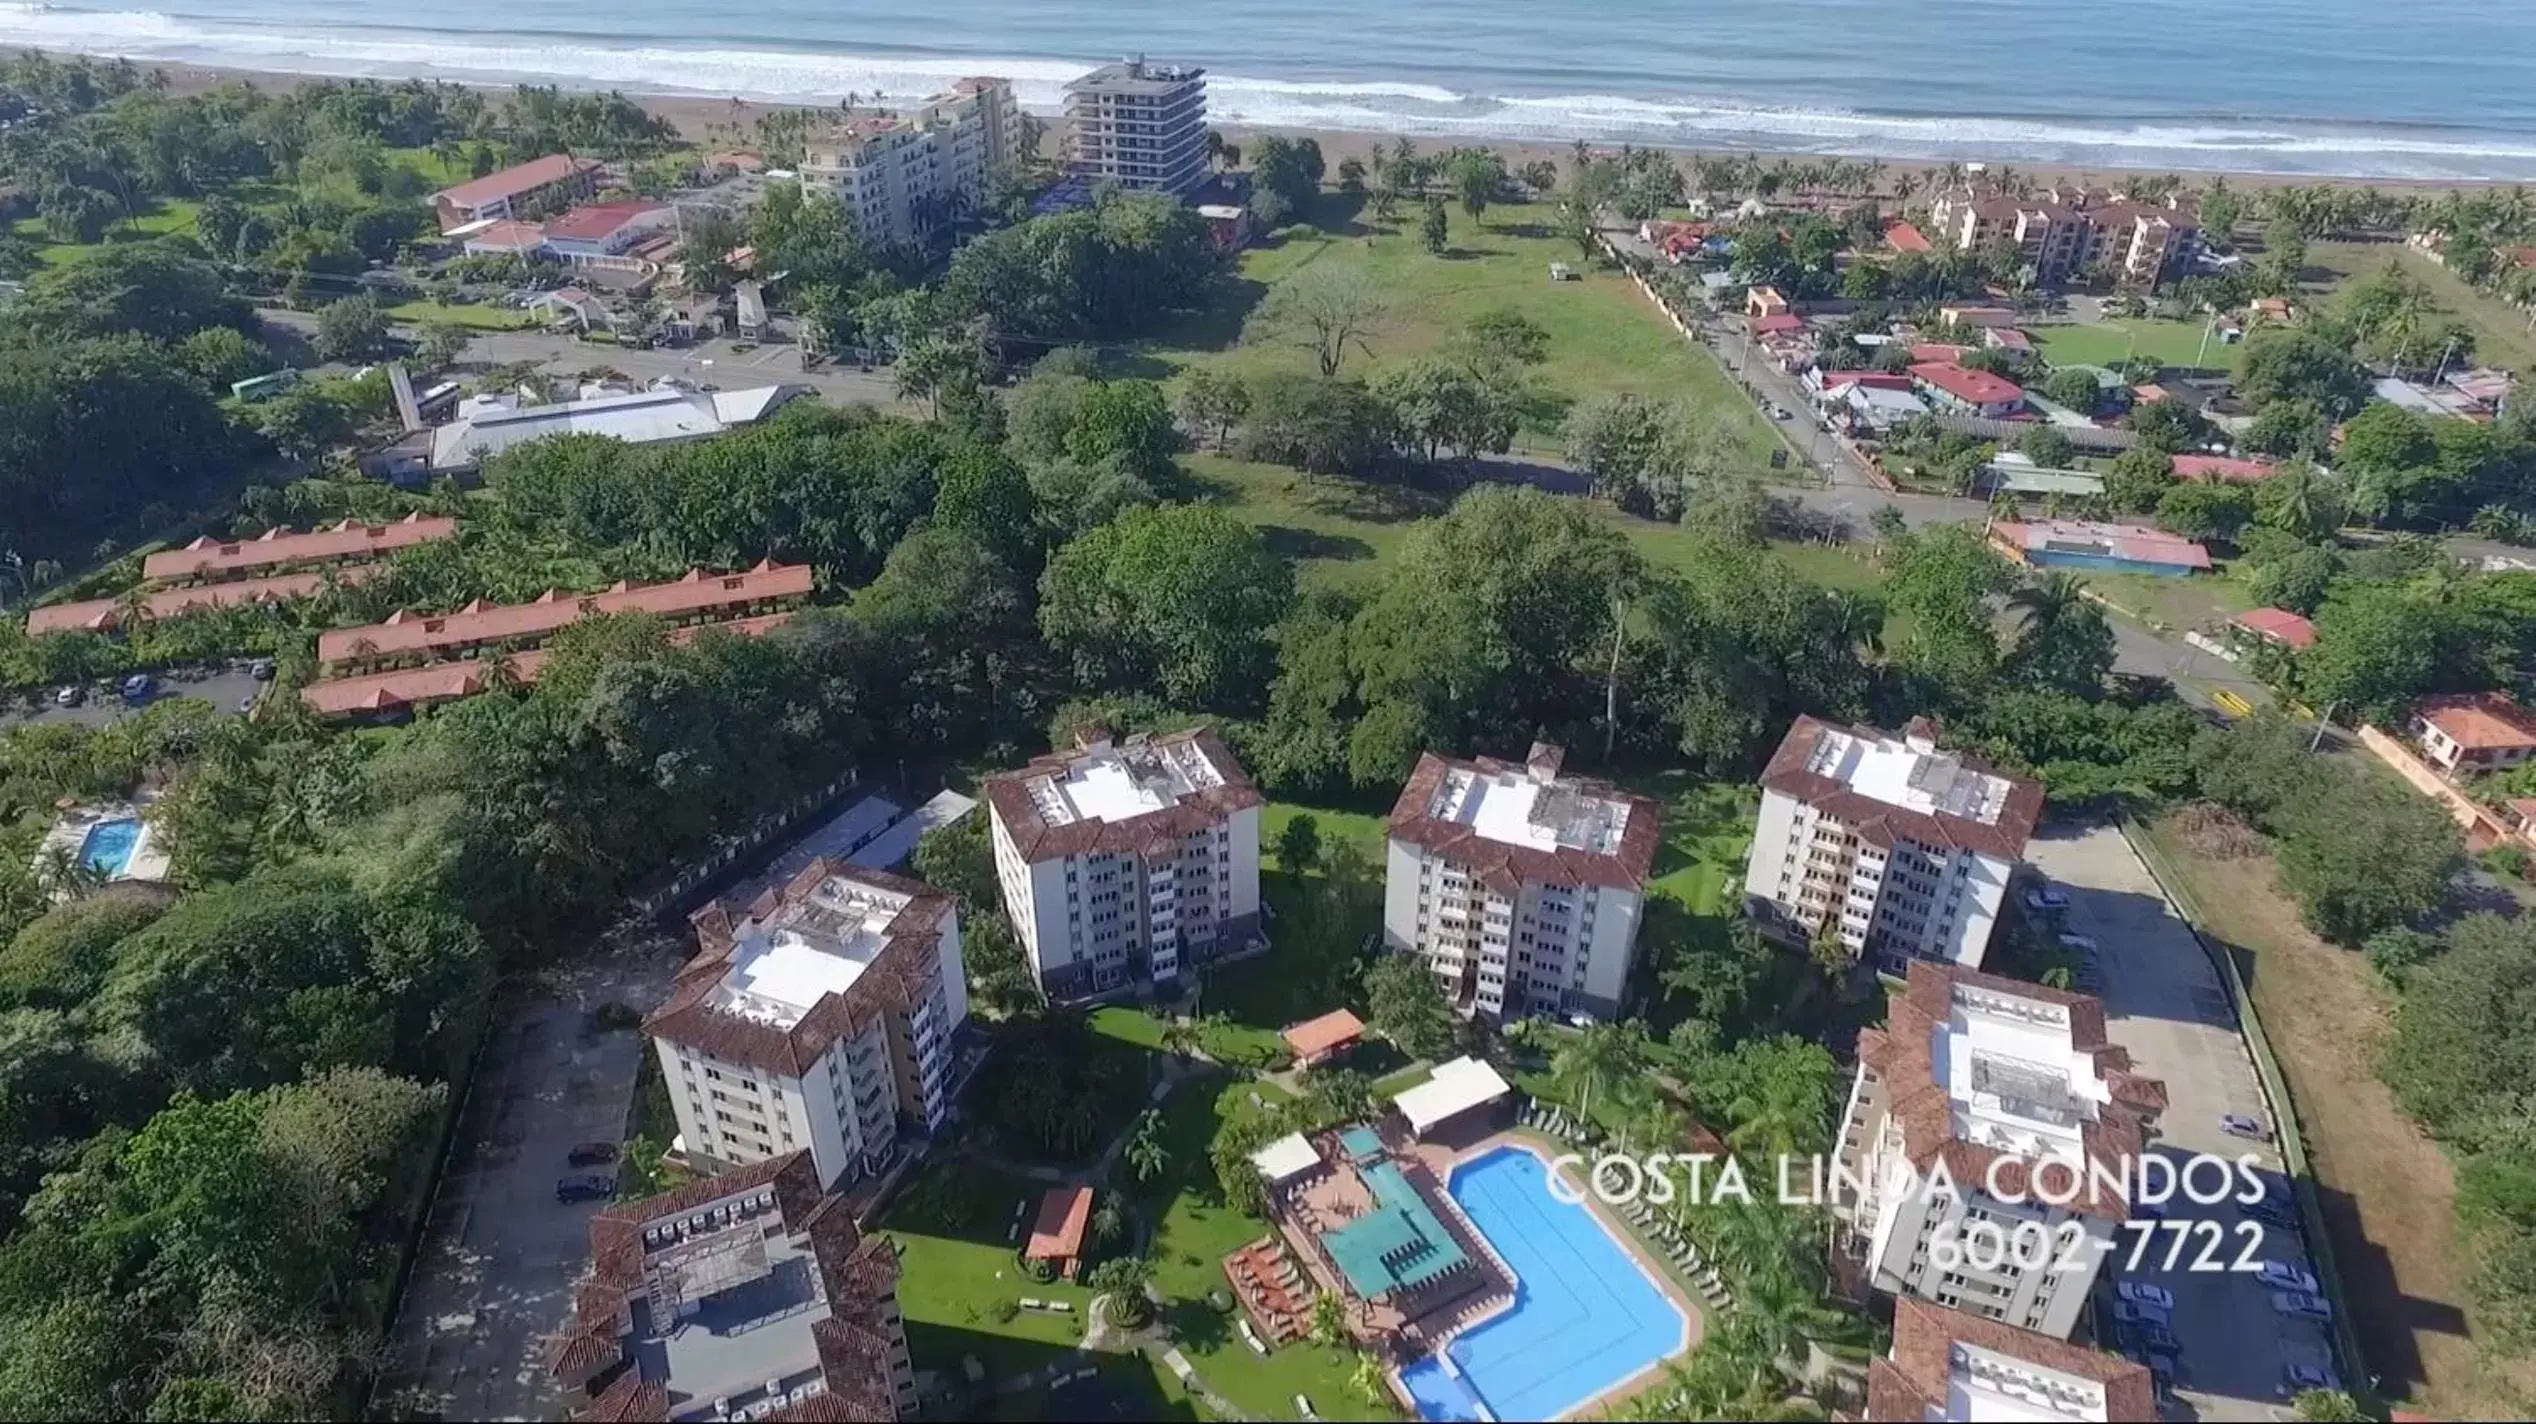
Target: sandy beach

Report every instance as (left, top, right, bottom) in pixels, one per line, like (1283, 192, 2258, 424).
(131, 55, 2508, 197)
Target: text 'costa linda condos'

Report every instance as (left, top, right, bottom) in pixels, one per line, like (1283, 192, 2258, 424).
(1383, 743, 1661, 1024)
(800, 76, 1023, 247)
(1745, 716, 2043, 975)
(645, 861, 969, 1191)
(984, 727, 1263, 999)
(1838, 962, 2169, 1341)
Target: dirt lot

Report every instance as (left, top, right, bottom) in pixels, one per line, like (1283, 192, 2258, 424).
(2146, 816, 2536, 1419)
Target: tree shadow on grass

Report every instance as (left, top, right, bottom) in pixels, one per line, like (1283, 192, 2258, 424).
(1149, 273, 1275, 355)
(1438, 245, 1506, 261)
(1255, 525, 1377, 565)
(1491, 221, 1557, 240)
(1162, 1297, 1237, 1357)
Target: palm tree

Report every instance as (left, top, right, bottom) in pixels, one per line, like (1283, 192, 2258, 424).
(35, 844, 106, 901)
(1309, 1291, 1348, 1347)
(1349, 1352, 1391, 1408)
(1086, 1254, 1155, 1327)
(2008, 570, 2087, 642)
(1550, 1021, 1644, 1124)
(1124, 1109, 1169, 1183)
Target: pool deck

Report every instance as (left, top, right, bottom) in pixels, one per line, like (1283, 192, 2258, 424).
(33, 795, 171, 893)
(1395, 1127, 1704, 1421)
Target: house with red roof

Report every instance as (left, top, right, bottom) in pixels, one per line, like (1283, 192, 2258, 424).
(1909, 362, 2026, 419)
(459, 219, 549, 258)
(1908, 342, 1977, 365)
(2414, 692, 2536, 776)
(1987, 518, 2211, 576)
(432, 153, 602, 232)
(2231, 607, 2317, 650)
(538, 201, 675, 265)
(1883, 219, 1933, 254)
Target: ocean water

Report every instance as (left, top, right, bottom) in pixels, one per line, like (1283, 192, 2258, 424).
(5, 0, 2536, 179)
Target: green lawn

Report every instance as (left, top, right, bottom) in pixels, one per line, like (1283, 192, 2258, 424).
(2312, 241, 2536, 375)
(1146, 196, 1781, 465)
(387, 298, 535, 331)
(2077, 565, 2258, 635)
(1134, 1076, 1384, 1422)
(1624, 774, 1759, 915)
(878, 1160, 1100, 1385)
(2032, 318, 2240, 375)
(13, 198, 200, 267)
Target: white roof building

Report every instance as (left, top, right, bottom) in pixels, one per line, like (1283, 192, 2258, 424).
(1393, 1055, 1512, 1136)
(1250, 1132, 1322, 1183)
(428, 383, 805, 474)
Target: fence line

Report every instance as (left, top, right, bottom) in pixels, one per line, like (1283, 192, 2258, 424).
(2119, 818, 2373, 1404)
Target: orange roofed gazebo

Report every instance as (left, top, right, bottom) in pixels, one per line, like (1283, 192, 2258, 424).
(1024, 1186, 1094, 1280)
(1282, 1008, 1366, 1067)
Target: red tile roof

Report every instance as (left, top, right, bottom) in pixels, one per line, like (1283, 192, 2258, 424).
(318, 561, 812, 667)
(653, 858, 952, 1078)
(1989, 518, 2213, 572)
(2418, 691, 2536, 751)
(1857, 963, 2168, 1226)
(1908, 342, 1977, 364)
(1867, 1298, 2154, 1422)
(2172, 453, 2278, 483)
(435, 153, 601, 211)
(1883, 219, 1933, 254)
(1024, 1187, 1094, 1263)
(1749, 313, 1807, 335)
(1983, 326, 2033, 350)
(300, 612, 794, 715)
(1910, 361, 2025, 407)
(1385, 746, 1661, 896)
(1819, 370, 1916, 392)
(1282, 1008, 1366, 1061)
(541, 201, 667, 242)
(2232, 607, 2317, 649)
(27, 567, 370, 637)
(982, 727, 1264, 864)
(143, 514, 456, 584)
(1758, 715, 2044, 863)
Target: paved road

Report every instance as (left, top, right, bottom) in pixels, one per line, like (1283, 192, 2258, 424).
(373, 939, 682, 1423)
(0, 668, 268, 731)
(2026, 825, 2338, 1420)
(254, 308, 904, 409)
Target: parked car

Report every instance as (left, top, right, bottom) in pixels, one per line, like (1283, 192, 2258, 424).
(248, 658, 276, 681)
(52, 685, 83, 707)
(2257, 1260, 2319, 1293)
(2270, 1290, 2333, 1321)
(2220, 1112, 2271, 1141)
(2112, 1300, 2171, 1329)
(120, 673, 153, 701)
(2022, 886, 2071, 912)
(2116, 1281, 2176, 1311)
(567, 1141, 621, 1167)
(2058, 933, 2100, 955)
(2279, 1362, 2340, 1397)
(2124, 1321, 2180, 1354)
(555, 1172, 615, 1203)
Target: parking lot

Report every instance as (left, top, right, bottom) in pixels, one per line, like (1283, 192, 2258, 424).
(2025, 824, 2340, 1419)
(373, 938, 681, 1422)
(0, 667, 269, 732)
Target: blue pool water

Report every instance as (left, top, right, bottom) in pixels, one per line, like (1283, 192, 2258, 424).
(79, 818, 142, 878)
(1400, 1147, 1687, 1422)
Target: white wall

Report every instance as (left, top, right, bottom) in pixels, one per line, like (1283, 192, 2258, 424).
(931, 902, 970, 1032)
(1382, 838, 1425, 955)
(1225, 804, 1262, 924)
(1743, 788, 1803, 909)
(1578, 884, 1643, 1012)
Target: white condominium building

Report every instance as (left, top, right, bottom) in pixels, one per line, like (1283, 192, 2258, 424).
(1745, 715, 2043, 975)
(984, 726, 1264, 999)
(646, 862, 969, 1190)
(800, 76, 1024, 247)
(1865, 1297, 2153, 1422)
(1382, 743, 1660, 1024)
(1065, 58, 1210, 196)
(1838, 962, 2169, 1341)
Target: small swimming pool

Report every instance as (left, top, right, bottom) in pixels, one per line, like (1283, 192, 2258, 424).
(1400, 1146, 1687, 1422)
(79, 818, 143, 879)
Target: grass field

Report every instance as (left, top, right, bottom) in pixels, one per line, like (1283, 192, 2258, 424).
(2143, 814, 2536, 1419)
(2078, 565, 2259, 635)
(1190, 453, 1892, 599)
(1626, 774, 1759, 914)
(387, 298, 536, 331)
(879, 1160, 1102, 1384)
(12, 198, 200, 267)
(1145, 196, 1781, 466)
(2031, 317, 2240, 375)
(2312, 241, 2536, 375)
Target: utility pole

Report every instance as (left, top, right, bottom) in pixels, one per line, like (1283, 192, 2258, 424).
(2308, 700, 2339, 752)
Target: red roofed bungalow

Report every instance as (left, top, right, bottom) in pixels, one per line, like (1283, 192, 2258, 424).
(2413, 691, 2536, 775)
(1281, 1008, 1366, 1068)
(143, 513, 457, 585)
(2173, 453, 2279, 483)
(26, 567, 372, 638)
(318, 560, 812, 673)
(432, 153, 602, 232)
(1025, 1186, 1094, 1281)
(1749, 312, 1807, 337)
(1909, 342, 1976, 364)
(1909, 362, 2026, 418)
(300, 612, 795, 718)
(1817, 369, 1916, 392)
(2232, 607, 2317, 649)
(1884, 218, 1933, 254)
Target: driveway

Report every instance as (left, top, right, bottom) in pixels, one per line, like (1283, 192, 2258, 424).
(0, 668, 268, 731)
(373, 935, 682, 1422)
(2026, 825, 2339, 1419)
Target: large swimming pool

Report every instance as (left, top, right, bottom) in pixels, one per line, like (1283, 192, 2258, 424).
(1399, 1146, 1688, 1421)
(79, 818, 143, 879)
